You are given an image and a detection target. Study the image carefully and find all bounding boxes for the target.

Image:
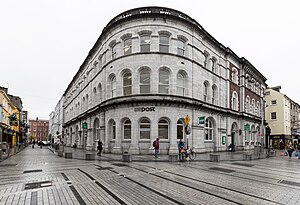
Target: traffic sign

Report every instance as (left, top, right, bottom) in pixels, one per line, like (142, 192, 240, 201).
(184, 115, 190, 125)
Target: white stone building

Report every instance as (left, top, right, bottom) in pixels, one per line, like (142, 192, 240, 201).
(49, 96, 64, 144)
(62, 7, 267, 154)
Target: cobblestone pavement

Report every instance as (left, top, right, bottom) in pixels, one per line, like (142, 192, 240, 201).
(1, 147, 300, 205)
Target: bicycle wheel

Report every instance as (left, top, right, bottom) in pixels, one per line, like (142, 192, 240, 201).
(189, 151, 196, 160)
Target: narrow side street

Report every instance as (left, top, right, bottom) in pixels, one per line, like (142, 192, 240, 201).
(1, 147, 300, 205)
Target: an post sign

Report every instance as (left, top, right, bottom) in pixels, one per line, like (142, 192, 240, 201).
(244, 124, 250, 131)
(198, 116, 205, 125)
(82, 122, 88, 129)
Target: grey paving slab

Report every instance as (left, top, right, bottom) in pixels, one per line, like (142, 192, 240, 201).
(1, 146, 300, 205)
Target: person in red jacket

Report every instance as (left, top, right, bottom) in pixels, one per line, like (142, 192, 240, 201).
(153, 138, 159, 159)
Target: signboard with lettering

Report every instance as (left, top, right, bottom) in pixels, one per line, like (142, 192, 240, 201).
(82, 122, 88, 129)
(134, 107, 156, 112)
(244, 124, 250, 131)
(198, 116, 205, 125)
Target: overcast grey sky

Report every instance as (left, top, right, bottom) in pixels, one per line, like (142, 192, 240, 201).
(1, 0, 299, 120)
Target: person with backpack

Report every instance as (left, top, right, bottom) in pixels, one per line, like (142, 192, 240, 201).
(153, 138, 159, 159)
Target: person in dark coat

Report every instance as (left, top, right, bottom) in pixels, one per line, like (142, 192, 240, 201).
(97, 140, 103, 156)
(153, 138, 160, 159)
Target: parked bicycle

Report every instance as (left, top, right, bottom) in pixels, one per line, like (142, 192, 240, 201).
(179, 147, 196, 161)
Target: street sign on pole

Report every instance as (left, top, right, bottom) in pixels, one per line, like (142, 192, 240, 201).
(184, 115, 190, 125)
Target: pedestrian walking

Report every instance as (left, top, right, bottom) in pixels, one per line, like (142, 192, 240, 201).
(287, 144, 294, 158)
(153, 138, 160, 159)
(178, 140, 185, 161)
(32, 139, 36, 148)
(97, 140, 103, 156)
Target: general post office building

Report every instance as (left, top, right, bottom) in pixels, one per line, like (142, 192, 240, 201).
(62, 7, 267, 155)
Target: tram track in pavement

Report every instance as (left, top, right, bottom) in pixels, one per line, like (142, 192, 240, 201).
(92, 164, 243, 205)
(125, 162, 287, 205)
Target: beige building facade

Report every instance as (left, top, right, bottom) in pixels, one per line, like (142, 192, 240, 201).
(265, 86, 300, 148)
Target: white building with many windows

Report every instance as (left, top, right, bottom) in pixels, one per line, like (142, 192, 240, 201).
(62, 7, 267, 154)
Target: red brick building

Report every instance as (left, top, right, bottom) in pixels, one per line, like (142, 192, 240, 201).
(29, 118, 49, 141)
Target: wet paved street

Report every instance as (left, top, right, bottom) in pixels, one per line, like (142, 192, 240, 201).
(1, 147, 300, 205)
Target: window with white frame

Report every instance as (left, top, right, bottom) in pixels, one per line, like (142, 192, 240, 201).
(123, 38, 132, 55)
(245, 96, 250, 113)
(251, 99, 255, 115)
(232, 91, 238, 111)
(257, 101, 260, 117)
(111, 75, 116, 98)
(123, 72, 132, 96)
(177, 39, 185, 56)
(123, 119, 131, 140)
(232, 68, 238, 84)
(203, 81, 209, 102)
(158, 119, 169, 139)
(203, 51, 209, 68)
(98, 83, 102, 102)
(111, 44, 117, 60)
(205, 118, 213, 140)
(159, 68, 169, 94)
(111, 120, 116, 139)
(177, 72, 185, 96)
(140, 69, 150, 94)
(140, 34, 151, 52)
(139, 118, 150, 139)
(212, 84, 217, 105)
(211, 57, 217, 73)
(159, 35, 169, 53)
(271, 112, 277, 120)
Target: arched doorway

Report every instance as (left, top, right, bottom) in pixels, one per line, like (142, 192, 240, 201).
(231, 122, 239, 148)
(93, 118, 100, 150)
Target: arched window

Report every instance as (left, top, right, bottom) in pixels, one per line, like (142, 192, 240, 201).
(205, 118, 213, 140)
(245, 96, 250, 113)
(123, 72, 132, 96)
(159, 68, 169, 94)
(251, 99, 255, 115)
(139, 118, 150, 139)
(110, 75, 116, 98)
(232, 68, 238, 84)
(111, 44, 117, 60)
(140, 69, 150, 94)
(177, 120, 184, 140)
(212, 84, 217, 105)
(123, 38, 132, 55)
(123, 119, 131, 140)
(98, 83, 102, 102)
(211, 57, 217, 73)
(232, 92, 238, 111)
(111, 120, 116, 140)
(177, 72, 185, 96)
(203, 81, 209, 102)
(158, 119, 169, 139)
(159, 34, 169, 53)
(257, 101, 260, 117)
(140, 34, 151, 52)
(203, 51, 210, 68)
